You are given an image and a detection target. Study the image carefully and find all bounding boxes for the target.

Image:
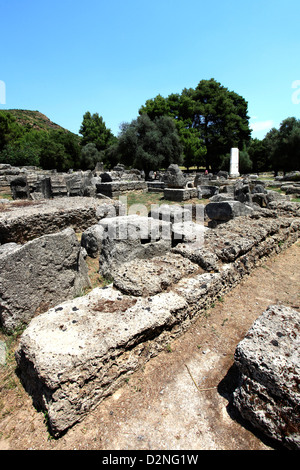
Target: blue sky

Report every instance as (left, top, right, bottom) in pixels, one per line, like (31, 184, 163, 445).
(1, 0, 299, 140)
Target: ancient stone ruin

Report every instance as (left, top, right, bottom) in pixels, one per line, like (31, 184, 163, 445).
(233, 304, 300, 450)
(0, 163, 299, 447)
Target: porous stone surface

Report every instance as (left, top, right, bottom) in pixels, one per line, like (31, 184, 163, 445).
(163, 188, 194, 202)
(15, 286, 189, 437)
(163, 164, 186, 188)
(98, 216, 172, 277)
(0, 228, 91, 332)
(172, 221, 207, 244)
(0, 197, 124, 244)
(232, 305, 300, 450)
(149, 204, 192, 223)
(113, 252, 201, 296)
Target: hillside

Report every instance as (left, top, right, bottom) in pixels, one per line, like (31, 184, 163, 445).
(2, 109, 72, 133)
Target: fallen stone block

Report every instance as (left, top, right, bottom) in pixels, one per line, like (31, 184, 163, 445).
(0, 228, 91, 333)
(232, 305, 300, 450)
(172, 244, 220, 272)
(98, 216, 172, 277)
(15, 286, 188, 436)
(0, 197, 124, 244)
(163, 188, 193, 202)
(198, 185, 219, 198)
(81, 224, 104, 258)
(205, 201, 254, 222)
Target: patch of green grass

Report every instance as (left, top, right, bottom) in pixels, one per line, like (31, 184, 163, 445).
(116, 190, 207, 214)
(0, 193, 12, 200)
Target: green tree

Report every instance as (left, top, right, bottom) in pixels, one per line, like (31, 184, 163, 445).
(79, 112, 117, 152)
(0, 111, 24, 152)
(114, 114, 183, 175)
(263, 118, 300, 174)
(81, 142, 102, 170)
(192, 79, 251, 171)
(247, 138, 270, 173)
(139, 79, 251, 171)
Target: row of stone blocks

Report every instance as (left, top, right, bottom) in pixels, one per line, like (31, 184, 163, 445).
(7, 208, 300, 446)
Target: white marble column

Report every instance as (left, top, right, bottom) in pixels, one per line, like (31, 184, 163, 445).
(229, 148, 240, 177)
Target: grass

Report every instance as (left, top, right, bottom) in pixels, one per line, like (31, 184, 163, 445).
(115, 190, 208, 214)
(0, 193, 13, 200)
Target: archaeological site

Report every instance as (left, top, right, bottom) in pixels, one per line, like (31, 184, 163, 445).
(0, 161, 299, 450)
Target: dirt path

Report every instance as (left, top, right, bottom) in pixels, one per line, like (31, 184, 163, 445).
(0, 241, 299, 451)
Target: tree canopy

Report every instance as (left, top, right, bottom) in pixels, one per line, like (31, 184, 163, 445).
(139, 78, 251, 171)
(106, 114, 183, 175)
(79, 111, 117, 152)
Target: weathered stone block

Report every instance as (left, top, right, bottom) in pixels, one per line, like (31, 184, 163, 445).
(163, 188, 192, 202)
(15, 286, 188, 436)
(0, 228, 91, 333)
(149, 204, 192, 224)
(81, 224, 104, 258)
(205, 201, 254, 221)
(113, 253, 200, 296)
(232, 305, 300, 450)
(98, 216, 172, 277)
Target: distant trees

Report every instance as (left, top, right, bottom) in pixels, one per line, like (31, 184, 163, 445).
(264, 117, 300, 174)
(0, 111, 82, 171)
(1, 96, 298, 176)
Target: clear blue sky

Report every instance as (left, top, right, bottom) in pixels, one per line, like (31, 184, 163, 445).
(1, 0, 299, 140)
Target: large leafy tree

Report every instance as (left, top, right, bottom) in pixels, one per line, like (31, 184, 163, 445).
(263, 118, 300, 174)
(79, 112, 117, 152)
(192, 79, 251, 170)
(139, 79, 251, 171)
(247, 138, 270, 173)
(112, 114, 183, 175)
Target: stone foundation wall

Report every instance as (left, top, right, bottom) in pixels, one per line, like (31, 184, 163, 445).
(0, 197, 124, 244)
(15, 208, 300, 437)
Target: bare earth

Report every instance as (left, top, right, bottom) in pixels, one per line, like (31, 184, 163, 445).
(0, 241, 299, 451)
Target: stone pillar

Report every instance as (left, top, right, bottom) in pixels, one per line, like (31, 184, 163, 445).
(229, 148, 240, 177)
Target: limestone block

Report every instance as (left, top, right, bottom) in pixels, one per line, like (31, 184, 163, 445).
(205, 201, 254, 221)
(172, 221, 207, 244)
(163, 188, 192, 202)
(149, 204, 192, 224)
(15, 286, 188, 436)
(0, 228, 91, 333)
(98, 216, 172, 277)
(198, 185, 219, 198)
(163, 164, 186, 188)
(233, 305, 300, 450)
(113, 253, 200, 296)
(81, 224, 104, 258)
